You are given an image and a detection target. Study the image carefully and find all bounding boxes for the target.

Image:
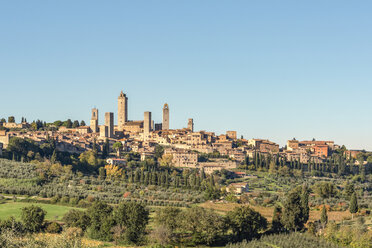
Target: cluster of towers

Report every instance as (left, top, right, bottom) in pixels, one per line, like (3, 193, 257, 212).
(90, 108, 115, 138)
(90, 91, 172, 139)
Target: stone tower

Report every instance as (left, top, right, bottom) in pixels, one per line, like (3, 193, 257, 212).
(187, 118, 194, 132)
(90, 108, 99, 133)
(118, 91, 128, 130)
(162, 103, 169, 130)
(100, 125, 108, 138)
(143, 111, 152, 140)
(105, 112, 114, 138)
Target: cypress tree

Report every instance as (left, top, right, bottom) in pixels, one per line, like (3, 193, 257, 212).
(147, 172, 151, 185)
(209, 174, 214, 188)
(102, 138, 109, 158)
(129, 172, 134, 183)
(51, 149, 57, 164)
(360, 165, 366, 182)
(196, 176, 201, 189)
(165, 173, 169, 187)
(254, 152, 258, 169)
(320, 205, 328, 228)
(99, 167, 106, 180)
(282, 187, 308, 232)
(201, 168, 206, 179)
(300, 184, 310, 224)
(92, 139, 98, 156)
(349, 192, 358, 219)
(271, 205, 284, 233)
(144, 173, 149, 185)
(184, 174, 189, 188)
(157, 172, 162, 186)
(134, 170, 140, 183)
(140, 170, 144, 184)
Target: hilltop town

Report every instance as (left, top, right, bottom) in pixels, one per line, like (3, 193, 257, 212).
(0, 91, 367, 176)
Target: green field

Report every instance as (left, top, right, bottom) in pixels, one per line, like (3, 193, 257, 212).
(0, 202, 84, 221)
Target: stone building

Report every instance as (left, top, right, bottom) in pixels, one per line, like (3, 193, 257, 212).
(2, 122, 30, 129)
(299, 140, 335, 150)
(118, 91, 128, 130)
(90, 108, 99, 133)
(287, 139, 299, 151)
(100, 125, 108, 138)
(229, 150, 245, 162)
(104, 112, 114, 138)
(0, 130, 10, 148)
(154, 123, 162, 131)
(313, 145, 329, 158)
(187, 118, 194, 132)
(164, 148, 198, 168)
(143, 111, 152, 140)
(122, 121, 143, 133)
(248, 139, 279, 153)
(344, 150, 362, 159)
(226, 182, 249, 194)
(226, 131, 237, 140)
(162, 103, 169, 130)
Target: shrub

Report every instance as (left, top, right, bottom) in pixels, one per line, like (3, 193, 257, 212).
(113, 202, 149, 244)
(86, 201, 113, 241)
(60, 196, 69, 204)
(227, 206, 267, 242)
(21, 205, 46, 233)
(77, 199, 90, 208)
(62, 209, 90, 232)
(46, 221, 62, 233)
(69, 197, 79, 206)
(0, 217, 26, 235)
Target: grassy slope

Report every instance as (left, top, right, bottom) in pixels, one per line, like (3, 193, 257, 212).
(0, 202, 84, 221)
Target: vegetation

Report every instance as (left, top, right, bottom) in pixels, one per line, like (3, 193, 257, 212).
(320, 205, 328, 227)
(281, 186, 309, 231)
(324, 220, 372, 247)
(349, 192, 358, 218)
(0, 139, 371, 247)
(227, 206, 267, 242)
(226, 232, 344, 248)
(239, 150, 372, 179)
(20, 205, 46, 233)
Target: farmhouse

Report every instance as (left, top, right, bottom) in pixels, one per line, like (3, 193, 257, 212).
(226, 182, 249, 194)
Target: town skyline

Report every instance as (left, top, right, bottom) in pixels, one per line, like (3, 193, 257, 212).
(1, 88, 370, 152)
(1, 1, 372, 150)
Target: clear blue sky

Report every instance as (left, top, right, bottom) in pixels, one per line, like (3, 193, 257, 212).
(1, 1, 371, 150)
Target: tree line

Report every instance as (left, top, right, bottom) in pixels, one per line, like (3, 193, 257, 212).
(241, 151, 371, 179)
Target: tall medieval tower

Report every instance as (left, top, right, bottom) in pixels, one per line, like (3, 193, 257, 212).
(105, 112, 114, 138)
(187, 118, 194, 132)
(143, 111, 152, 140)
(118, 91, 128, 130)
(90, 108, 99, 133)
(162, 103, 169, 130)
